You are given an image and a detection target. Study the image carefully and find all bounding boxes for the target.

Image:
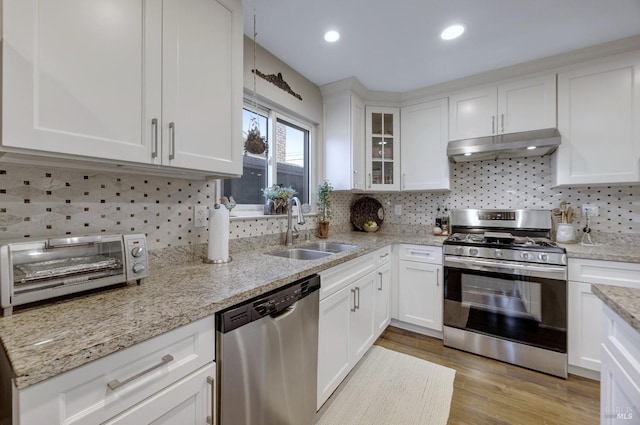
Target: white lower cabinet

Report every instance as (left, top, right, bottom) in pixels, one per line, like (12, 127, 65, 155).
(374, 261, 391, 337)
(317, 248, 391, 410)
(397, 245, 443, 333)
(317, 271, 376, 410)
(568, 259, 640, 376)
(600, 304, 640, 424)
(103, 363, 216, 425)
(16, 316, 216, 425)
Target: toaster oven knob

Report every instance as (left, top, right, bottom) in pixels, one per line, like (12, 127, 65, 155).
(132, 263, 146, 274)
(520, 252, 530, 260)
(538, 253, 549, 262)
(131, 246, 144, 257)
(469, 248, 479, 256)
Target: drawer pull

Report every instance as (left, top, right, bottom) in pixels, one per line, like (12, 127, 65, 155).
(207, 376, 215, 424)
(409, 250, 430, 256)
(107, 354, 174, 390)
(379, 253, 390, 258)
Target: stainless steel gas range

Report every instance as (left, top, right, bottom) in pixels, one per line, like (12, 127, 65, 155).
(442, 209, 568, 378)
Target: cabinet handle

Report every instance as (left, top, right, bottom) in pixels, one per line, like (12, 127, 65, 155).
(500, 114, 504, 133)
(409, 250, 430, 256)
(368, 173, 372, 188)
(351, 288, 357, 312)
(353, 170, 358, 188)
(380, 253, 390, 259)
(151, 118, 159, 159)
(402, 173, 406, 189)
(491, 115, 496, 134)
(355, 286, 360, 310)
(206, 376, 215, 424)
(378, 272, 383, 290)
(437, 268, 440, 287)
(169, 122, 176, 160)
(107, 354, 174, 390)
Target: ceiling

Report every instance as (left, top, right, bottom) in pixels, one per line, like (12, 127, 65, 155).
(242, 0, 640, 93)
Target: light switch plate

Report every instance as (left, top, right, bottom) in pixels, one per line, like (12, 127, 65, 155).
(582, 204, 599, 217)
(194, 206, 208, 227)
(394, 204, 402, 215)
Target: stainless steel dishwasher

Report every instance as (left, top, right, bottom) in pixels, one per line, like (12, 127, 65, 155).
(216, 274, 320, 425)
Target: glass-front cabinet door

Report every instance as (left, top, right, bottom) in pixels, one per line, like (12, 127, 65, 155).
(365, 106, 400, 190)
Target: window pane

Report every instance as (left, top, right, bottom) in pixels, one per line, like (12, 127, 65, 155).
(222, 109, 268, 204)
(275, 119, 309, 204)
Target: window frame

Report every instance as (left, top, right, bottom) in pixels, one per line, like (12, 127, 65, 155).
(218, 101, 316, 218)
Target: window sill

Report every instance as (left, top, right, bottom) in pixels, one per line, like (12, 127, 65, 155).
(230, 211, 317, 221)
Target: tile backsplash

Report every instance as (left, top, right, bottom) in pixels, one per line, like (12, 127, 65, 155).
(0, 155, 638, 250)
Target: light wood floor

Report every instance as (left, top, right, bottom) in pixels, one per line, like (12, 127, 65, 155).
(375, 326, 600, 425)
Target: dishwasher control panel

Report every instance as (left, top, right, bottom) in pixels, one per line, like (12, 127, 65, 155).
(217, 274, 320, 333)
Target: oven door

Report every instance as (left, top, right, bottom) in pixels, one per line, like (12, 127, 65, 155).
(443, 255, 567, 353)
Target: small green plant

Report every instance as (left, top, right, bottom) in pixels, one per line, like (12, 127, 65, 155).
(262, 185, 297, 200)
(316, 180, 333, 222)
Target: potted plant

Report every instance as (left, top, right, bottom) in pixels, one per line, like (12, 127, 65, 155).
(262, 184, 297, 214)
(244, 116, 267, 155)
(316, 180, 333, 238)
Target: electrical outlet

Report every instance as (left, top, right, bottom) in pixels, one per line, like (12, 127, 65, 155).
(194, 206, 208, 227)
(394, 204, 402, 215)
(582, 204, 599, 217)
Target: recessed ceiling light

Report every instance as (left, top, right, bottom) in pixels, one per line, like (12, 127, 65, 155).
(440, 24, 465, 41)
(324, 30, 340, 43)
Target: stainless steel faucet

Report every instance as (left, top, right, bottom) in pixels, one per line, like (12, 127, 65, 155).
(286, 196, 305, 246)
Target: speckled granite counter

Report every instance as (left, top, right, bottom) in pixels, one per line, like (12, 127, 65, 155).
(0, 231, 444, 390)
(0, 227, 637, 391)
(591, 284, 640, 333)
(561, 242, 640, 263)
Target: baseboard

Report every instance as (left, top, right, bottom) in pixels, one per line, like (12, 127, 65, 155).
(390, 319, 443, 339)
(568, 364, 601, 381)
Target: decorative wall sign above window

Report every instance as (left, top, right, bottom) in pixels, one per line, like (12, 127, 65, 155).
(252, 69, 303, 101)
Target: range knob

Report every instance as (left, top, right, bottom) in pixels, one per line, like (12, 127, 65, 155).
(494, 249, 503, 258)
(131, 246, 144, 257)
(132, 263, 146, 274)
(520, 252, 530, 260)
(538, 253, 549, 262)
(469, 248, 479, 256)
(454, 246, 464, 255)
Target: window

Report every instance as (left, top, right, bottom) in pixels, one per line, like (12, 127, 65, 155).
(222, 109, 268, 204)
(222, 105, 312, 210)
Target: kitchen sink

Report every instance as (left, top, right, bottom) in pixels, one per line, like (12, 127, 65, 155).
(302, 242, 358, 253)
(267, 248, 334, 260)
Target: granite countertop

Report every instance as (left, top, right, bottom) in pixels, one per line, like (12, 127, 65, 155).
(0, 230, 444, 390)
(0, 227, 638, 390)
(591, 284, 640, 333)
(560, 241, 640, 263)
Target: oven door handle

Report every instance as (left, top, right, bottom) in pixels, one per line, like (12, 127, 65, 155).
(444, 256, 567, 279)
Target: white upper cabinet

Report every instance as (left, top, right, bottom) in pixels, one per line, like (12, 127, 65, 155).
(323, 92, 365, 190)
(365, 106, 400, 191)
(2, 0, 243, 177)
(449, 74, 556, 141)
(553, 53, 640, 187)
(400, 98, 450, 191)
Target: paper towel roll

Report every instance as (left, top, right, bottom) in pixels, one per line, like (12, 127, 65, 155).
(208, 206, 230, 262)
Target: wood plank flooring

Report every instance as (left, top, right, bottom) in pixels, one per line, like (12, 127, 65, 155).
(375, 326, 600, 425)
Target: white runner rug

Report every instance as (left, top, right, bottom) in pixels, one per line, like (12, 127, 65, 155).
(316, 345, 456, 425)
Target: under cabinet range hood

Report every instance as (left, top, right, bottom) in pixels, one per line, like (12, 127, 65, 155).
(447, 128, 561, 163)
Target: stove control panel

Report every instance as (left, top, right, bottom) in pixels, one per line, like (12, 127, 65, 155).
(444, 244, 567, 266)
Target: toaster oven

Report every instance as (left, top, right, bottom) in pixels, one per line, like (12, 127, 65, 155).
(0, 234, 148, 316)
